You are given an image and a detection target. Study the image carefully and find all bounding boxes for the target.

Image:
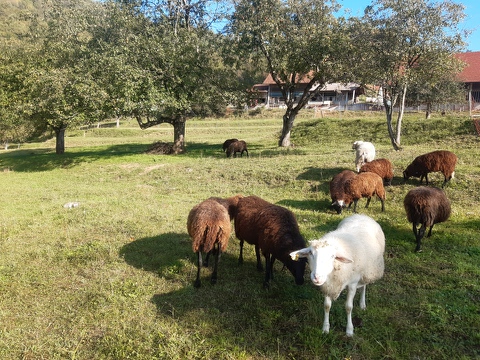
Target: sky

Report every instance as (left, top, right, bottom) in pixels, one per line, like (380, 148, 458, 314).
(337, 0, 480, 52)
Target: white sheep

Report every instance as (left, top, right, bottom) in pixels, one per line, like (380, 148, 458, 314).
(352, 141, 376, 172)
(290, 214, 385, 336)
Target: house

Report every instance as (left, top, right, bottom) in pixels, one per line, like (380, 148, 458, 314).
(456, 51, 480, 107)
(252, 73, 362, 109)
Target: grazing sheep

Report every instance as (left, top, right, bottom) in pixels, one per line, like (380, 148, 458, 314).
(343, 172, 386, 213)
(234, 195, 271, 271)
(187, 195, 242, 288)
(352, 141, 376, 172)
(329, 170, 356, 214)
(403, 186, 451, 252)
(226, 140, 249, 158)
(222, 138, 238, 152)
(290, 214, 385, 336)
(359, 158, 394, 186)
(403, 150, 457, 188)
(234, 195, 307, 288)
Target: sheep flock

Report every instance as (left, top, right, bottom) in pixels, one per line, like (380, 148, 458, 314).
(185, 137, 459, 336)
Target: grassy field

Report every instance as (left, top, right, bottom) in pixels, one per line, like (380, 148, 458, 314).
(0, 110, 479, 359)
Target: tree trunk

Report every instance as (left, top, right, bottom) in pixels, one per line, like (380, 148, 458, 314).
(384, 98, 400, 151)
(172, 117, 186, 154)
(279, 108, 297, 147)
(394, 82, 408, 147)
(425, 103, 432, 119)
(55, 127, 66, 154)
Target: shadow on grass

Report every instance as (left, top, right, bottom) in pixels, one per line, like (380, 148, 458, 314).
(0, 143, 150, 172)
(119, 232, 192, 276)
(1, 141, 317, 172)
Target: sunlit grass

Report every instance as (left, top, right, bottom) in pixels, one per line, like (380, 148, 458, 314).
(0, 110, 478, 359)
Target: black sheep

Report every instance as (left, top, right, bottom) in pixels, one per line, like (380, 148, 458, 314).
(404, 186, 451, 252)
(222, 138, 238, 152)
(234, 195, 307, 288)
(226, 140, 249, 158)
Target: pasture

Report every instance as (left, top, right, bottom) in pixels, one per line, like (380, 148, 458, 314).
(0, 110, 478, 359)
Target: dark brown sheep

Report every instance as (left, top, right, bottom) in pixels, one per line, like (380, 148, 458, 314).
(329, 170, 357, 214)
(359, 158, 394, 186)
(234, 195, 307, 288)
(404, 186, 451, 252)
(222, 138, 238, 152)
(403, 150, 457, 188)
(344, 172, 386, 213)
(226, 140, 249, 158)
(187, 195, 243, 288)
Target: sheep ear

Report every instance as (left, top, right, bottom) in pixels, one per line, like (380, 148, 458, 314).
(290, 248, 310, 261)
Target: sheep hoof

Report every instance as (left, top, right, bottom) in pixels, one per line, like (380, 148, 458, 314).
(263, 281, 270, 289)
(194, 280, 201, 288)
(210, 277, 217, 285)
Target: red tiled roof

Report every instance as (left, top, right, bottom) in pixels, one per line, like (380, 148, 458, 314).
(456, 51, 480, 82)
(261, 72, 315, 85)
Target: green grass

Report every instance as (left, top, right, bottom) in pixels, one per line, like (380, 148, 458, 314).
(0, 110, 479, 359)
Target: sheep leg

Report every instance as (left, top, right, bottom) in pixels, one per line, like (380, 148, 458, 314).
(365, 197, 371, 208)
(194, 252, 202, 288)
(415, 225, 426, 252)
(359, 285, 366, 310)
(425, 173, 429, 185)
(238, 240, 244, 265)
(203, 252, 210, 267)
(263, 254, 274, 289)
(211, 243, 220, 285)
(427, 225, 434, 238)
(380, 198, 385, 212)
(323, 296, 332, 333)
(353, 199, 359, 213)
(255, 245, 263, 271)
(345, 284, 358, 336)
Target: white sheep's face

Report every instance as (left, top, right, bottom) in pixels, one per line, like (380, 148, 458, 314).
(290, 239, 353, 287)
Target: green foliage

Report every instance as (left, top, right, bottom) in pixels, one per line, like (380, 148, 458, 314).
(0, 111, 478, 359)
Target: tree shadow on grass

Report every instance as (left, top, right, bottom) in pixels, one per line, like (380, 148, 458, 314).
(0, 143, 150, 172)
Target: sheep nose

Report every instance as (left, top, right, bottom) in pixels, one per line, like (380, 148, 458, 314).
(312, 274, 325, 286)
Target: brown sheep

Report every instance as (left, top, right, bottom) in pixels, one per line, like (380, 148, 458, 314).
(187, 195, 243, 288)
(404, 187, 451, 252)
(222, 138, 238, 152)
(329, 170, 357, 214)
(234, 195, 271, 271)
(234, 195, 307, 288)
(359, 158, 394, 186)
(403, 150, 457, 188)
(226, 140, 249, 158)
(344, 172, 386, 213)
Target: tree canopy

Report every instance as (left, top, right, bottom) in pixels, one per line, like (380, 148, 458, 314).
(0, 0, 470, 153)
(353, 0, 468, 150)
(229, 0, 354, 146)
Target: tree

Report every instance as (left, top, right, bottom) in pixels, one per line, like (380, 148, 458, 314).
(229, 0, 353, 147)
(89, 0, 238, 153)
(15, 0, 108, 154)
(406, 55, 466, 118)
(355, 0, 467, 150)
